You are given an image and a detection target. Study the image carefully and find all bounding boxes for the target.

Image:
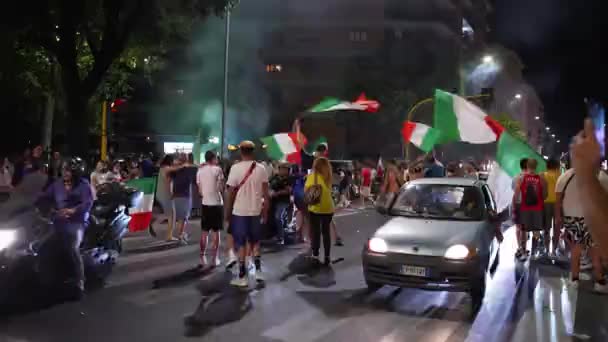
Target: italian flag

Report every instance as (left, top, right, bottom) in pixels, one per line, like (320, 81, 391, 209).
(487, 131, 547, 212)
(125, 177, 156, 232)
(401, 121, 441, 153)
(261, 133, 306, 164)
(433, 89, 504, 144)
(309, 93, 380, 113)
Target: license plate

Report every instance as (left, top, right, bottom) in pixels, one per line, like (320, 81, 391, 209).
(400, 265, 428, 277)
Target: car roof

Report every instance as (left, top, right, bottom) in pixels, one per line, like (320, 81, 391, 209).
(407, 177, 482, 187)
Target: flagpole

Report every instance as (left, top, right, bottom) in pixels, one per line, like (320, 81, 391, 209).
(220, 11, 231, 160)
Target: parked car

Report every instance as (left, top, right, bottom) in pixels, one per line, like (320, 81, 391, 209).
(362, 178, 503, 316)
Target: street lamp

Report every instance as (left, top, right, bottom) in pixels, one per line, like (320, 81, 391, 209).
(534, 116, 540, 120)
(546, 127, 551, 131)
(514, 94, 522, 100)
(551, 134, 556, 138)
(557, 139, 561, 143)
(482, 55, 494, 64)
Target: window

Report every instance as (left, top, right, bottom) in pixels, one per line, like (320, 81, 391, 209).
(392, 184, 484, 221)
(349, 31, 368, 42)
(266, 64, 283, 73)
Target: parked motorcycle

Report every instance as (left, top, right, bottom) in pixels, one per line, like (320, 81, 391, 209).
(0, 178, 142, 310)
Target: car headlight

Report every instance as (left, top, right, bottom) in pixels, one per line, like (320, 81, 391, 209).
(368, 237, 388, 253)
(444, 244, 470, 260)
(0, 230, 17, 252)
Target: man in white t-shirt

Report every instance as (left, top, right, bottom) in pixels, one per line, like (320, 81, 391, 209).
(196, 151, 225, 268)
(224, 141, 270, 287)
(555, 167, 608, 293)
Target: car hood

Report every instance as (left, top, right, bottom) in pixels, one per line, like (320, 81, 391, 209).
(373, 216, 486, 257)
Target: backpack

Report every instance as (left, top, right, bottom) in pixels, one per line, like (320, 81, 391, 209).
(523, 175, 540, 206)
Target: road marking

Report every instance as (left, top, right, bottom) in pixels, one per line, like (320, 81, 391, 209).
(123, 286, 199, 307)
(107, 259, 200, 288)
(262, 307, 351, 342)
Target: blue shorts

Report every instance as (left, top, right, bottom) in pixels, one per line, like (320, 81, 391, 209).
(230, 215, 261, 249)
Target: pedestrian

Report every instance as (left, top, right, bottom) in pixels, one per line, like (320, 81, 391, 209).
(512, 158, 547, 260)
(157, 155, 177, 242)
(306, 157, 335, 266)
(196, 151, 225, 268)
(423, 153, 445, 178)
(0, 157, 13, 202)
(225, 141, 269, 287)
(49, 151, 62, 180)
(570, 118, 608, 258)
(542, 158, 560, 255)
(269, 163, 292, 245)
(407, 163, 424, 181)
(106, 161, 123, 183)
(170, 153, 198, 244)
(511, 158, 528, 257)
(360, 163, 373, 204)
(555, 158, 608, 292)
(381, 164, 403, 194)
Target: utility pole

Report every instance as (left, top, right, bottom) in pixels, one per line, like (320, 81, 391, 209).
(220, 11, 231, 160)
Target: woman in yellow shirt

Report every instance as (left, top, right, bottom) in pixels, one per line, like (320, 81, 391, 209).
(305, 157, 335, 265)
(542, 159, 561, 255)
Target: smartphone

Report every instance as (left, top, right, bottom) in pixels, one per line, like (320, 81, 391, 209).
(587, 99, 606, 157)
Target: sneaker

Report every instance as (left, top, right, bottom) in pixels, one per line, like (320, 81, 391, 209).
(594, 282, 608, 294)
(226, 251, 238, 270)
(255, 269, 265, 283)
(581, 259, 593, 271)
(200, 255, 208, 268)
(579, 272, 592, 281)
(230, 276, 249, 288)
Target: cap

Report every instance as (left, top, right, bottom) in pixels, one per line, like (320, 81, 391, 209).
(238, 140, 256, 149)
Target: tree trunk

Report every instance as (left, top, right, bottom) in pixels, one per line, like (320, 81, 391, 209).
(41, 93, 55, 150)
(64, 90, 90, 157)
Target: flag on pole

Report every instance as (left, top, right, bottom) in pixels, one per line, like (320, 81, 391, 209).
(401, 121, 441, 153)
(260, 133, 305, 164)
(487, 131, 547, 212)
(125, 177, 156, 232)
(309, 93, 380, 113)
(433, 89, 504, 144)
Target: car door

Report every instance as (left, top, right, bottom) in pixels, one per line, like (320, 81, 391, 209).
(481, 184, 500, 266)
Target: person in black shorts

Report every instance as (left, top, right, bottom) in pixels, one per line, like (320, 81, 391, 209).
(196, 151, 225, 268)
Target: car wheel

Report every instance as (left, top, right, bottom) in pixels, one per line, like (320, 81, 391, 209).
(470, 274, 486, 318)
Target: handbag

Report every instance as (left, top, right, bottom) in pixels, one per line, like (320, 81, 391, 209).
(304, 172, 322, 205)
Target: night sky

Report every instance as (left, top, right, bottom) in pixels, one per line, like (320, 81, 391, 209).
(493, 0, 606, 142)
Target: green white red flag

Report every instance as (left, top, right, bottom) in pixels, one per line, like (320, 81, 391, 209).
(261, 133, 307, 164)
(433, 89, 504, 144)
(309, 93, 380, 113)
(125, 177, 156, 232)
(401, 121, 441, 153)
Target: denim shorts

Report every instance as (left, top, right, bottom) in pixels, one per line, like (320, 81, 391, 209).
(230, 215, 261, 249)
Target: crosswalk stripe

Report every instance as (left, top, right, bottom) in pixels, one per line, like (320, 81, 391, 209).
(262, 307, 352, 342)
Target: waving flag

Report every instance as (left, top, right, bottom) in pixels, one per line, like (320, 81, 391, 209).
(433, 89, 503, 144)
(401, 121, 441, 153)
(125, 177, 156, 232)
(261, 133, 306, 164)
(309, 93, 380, 113)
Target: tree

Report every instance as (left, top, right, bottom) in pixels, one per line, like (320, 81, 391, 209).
(7, 0, 237, 154)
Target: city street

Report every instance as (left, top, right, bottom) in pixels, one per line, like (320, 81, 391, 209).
(0, 208, 606, 342)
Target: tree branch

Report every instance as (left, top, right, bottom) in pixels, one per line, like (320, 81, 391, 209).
(81, 0, 144, 96)
(83, 25, 101, 60)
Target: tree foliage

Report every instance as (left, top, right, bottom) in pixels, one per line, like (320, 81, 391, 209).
(5, 0, 237, 153)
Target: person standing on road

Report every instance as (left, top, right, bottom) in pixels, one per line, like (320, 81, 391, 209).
(196, 151, 225, 268)
(542, 158, 560, 255)
(512, 158, 528, 257)
(225, 141, 270, 287)
(512, 158, 547, 260)
(170, 153, 198, 244)
(555, 163, 608, 292)
(157, 155, 176, 241)
(269, 163, 292, 245)
(306, 157, 335, 266)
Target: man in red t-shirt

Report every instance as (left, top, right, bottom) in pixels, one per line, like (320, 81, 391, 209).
(512, 158, 547, 261)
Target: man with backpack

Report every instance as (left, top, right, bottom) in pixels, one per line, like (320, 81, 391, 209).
(512, 158, 547, 261)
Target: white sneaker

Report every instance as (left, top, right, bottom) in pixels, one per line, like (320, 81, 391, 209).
(593, 282, 608, 294)
(200, 255, 208, 267)
(230, 276, 248, 288)
(580, 272, 592, 281)
(226, 251, 238, 270)
(581, 260, 593, 271)
(569, 278, 579, 289)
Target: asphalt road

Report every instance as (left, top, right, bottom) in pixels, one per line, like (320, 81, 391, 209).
(0, 209, 606, 342)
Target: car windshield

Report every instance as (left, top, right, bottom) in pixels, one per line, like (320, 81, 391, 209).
(391, 183, 484, 221)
